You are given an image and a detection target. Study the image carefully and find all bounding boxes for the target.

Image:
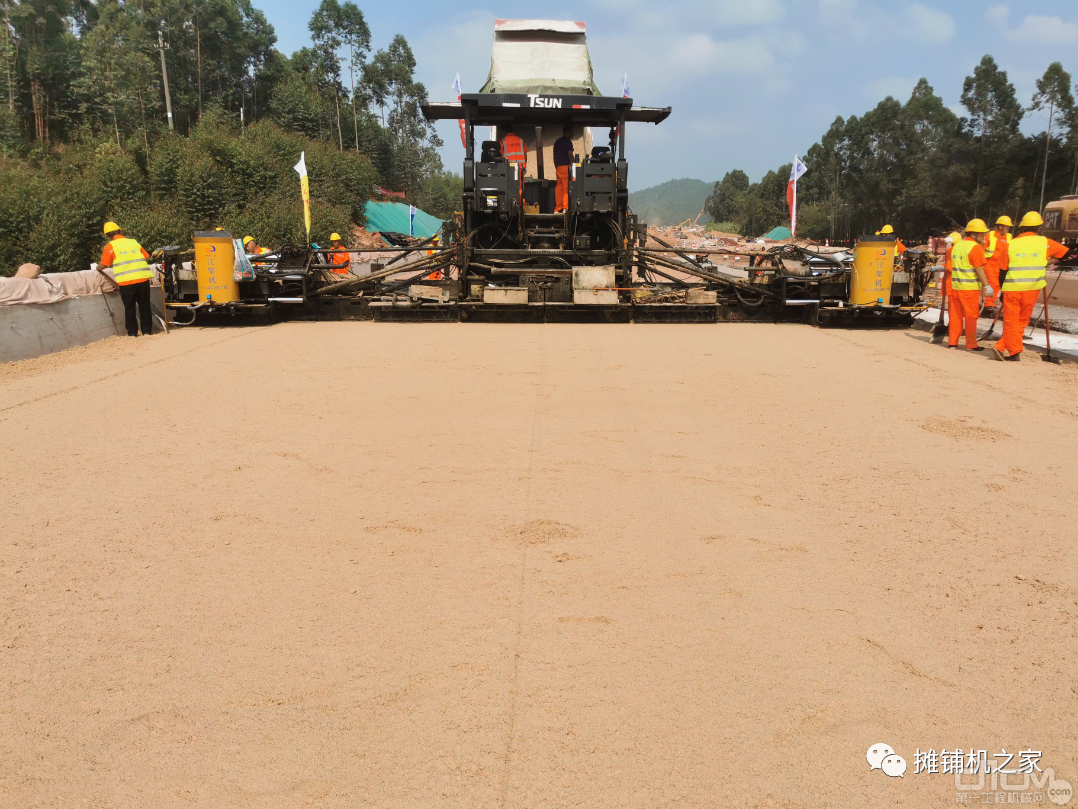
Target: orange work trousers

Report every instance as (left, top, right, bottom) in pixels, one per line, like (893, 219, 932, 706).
(982, 265, 1000, 308)
(994, 289, 1040, 357)
(948, 289, 981, 349)
(555, 165, 570, 212)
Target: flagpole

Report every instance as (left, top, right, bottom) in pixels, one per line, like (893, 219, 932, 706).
(792, 156, 797, 238)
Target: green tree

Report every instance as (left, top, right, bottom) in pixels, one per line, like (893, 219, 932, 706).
(706, 169, 749, 223)
(1030, 62, 1074, 209)
(308, 0, 345, 150)
(76, 2, 159, 150)
(961, 55, 1023, 216)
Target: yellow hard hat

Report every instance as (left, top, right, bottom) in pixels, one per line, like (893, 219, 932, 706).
(330, 232, 342, 242)
(995, 215, 1013, 227)
(103, 221, 120, 236)
(1018, 211, 1044, 228)
(874, 230, 880, 235)
(243, 236, 255, 246)
(947, 231, 961, 242)
(214, 226, 225, 231)
(880, 224, 894, 234)
(965, 218, 989, 233)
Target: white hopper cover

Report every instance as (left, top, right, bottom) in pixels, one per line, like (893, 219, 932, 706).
(480, 19, 600, 96)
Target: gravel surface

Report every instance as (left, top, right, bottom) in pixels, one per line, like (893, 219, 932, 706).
(2, 322, 1076, 807)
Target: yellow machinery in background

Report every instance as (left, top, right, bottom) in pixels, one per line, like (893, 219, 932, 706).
(192, 230, 240, 303)
(850, 236, 897, 305)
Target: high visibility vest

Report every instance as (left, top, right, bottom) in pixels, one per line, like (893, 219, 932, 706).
(985, 231, 1011, 258)
(110, 237, 153, 285)
(501, 135, 526, 164)
(1002, 235, 1048, 292)
(950, 239, 981, 291)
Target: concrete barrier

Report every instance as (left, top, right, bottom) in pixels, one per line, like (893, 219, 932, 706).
(1, 292, 164, 364)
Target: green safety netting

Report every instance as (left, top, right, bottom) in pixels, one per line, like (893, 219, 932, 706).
(363, 201, 443, 238)
(762, 226, 793, 240)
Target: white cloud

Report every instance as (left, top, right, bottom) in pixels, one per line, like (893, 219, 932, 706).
(711, 0, 786, 26)
(820, 0, 857, 13)
(1007, 15, 1078, 44)
(986, 5, 1008, 23)
(898, 4, 955, 45)
(669, 33, 776, 74)
(864, 76, 917, 102)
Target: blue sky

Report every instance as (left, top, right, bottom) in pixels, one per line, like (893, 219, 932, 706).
(255, 0, 1078, 191)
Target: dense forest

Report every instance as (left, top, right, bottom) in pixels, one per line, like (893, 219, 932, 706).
(707, 57, 1078, 243)
(0, 0, 461, 274)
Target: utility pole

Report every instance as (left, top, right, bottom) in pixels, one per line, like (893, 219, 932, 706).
(155, 30, 174, 131)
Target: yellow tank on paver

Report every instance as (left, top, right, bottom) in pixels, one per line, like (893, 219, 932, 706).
(192, 230, 240, 303)
(850, 236, 897, 305)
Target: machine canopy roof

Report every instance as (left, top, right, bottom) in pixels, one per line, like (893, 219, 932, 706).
(421, 94, 671, 127)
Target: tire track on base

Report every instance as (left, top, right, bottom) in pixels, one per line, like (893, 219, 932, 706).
(499, 325, 545, 809)
(0, 327, 270, 416)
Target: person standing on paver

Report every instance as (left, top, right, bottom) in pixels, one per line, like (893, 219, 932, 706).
(98, 221, 154, 337)
(948, 219, 992, 351)
(991, 211, 1069, 362)
(553, 125, 575, 213)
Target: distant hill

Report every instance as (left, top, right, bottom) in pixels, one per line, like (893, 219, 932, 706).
(629, 178, 714, 228)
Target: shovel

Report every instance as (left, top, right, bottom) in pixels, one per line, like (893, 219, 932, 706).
(930, 282, 948, 344)
(980, 297, 1002, 341)
(1040, 287, 1062, 364)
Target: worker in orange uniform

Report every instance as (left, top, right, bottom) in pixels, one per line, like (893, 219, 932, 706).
(991, 211, 1069, 362)
(948, 219, 992, 351)
(98, 221, 154, 337)
(500, 126, 528, 201)
(553, 125, 575, 213)
(327, 232, 350, 275)
(243, 236, 270, 269)
(425, 235, 443, 281)
(880, 224, 907, 255)
(243, 235, 267, 256)
(981, 215, 1012, 312)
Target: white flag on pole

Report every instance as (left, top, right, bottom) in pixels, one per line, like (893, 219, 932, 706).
(621, 73, 630, 98)
(787, 155, 808, 237)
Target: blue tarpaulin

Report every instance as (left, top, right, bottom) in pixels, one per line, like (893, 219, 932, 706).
(363, 201, 443, 238)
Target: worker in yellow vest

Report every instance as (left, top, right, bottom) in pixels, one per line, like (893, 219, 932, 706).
(948, 219, 992, 351)
(982, 215, 1013, 311)
(991, 211, 1069, 361)
(98, 221, 154, 336)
